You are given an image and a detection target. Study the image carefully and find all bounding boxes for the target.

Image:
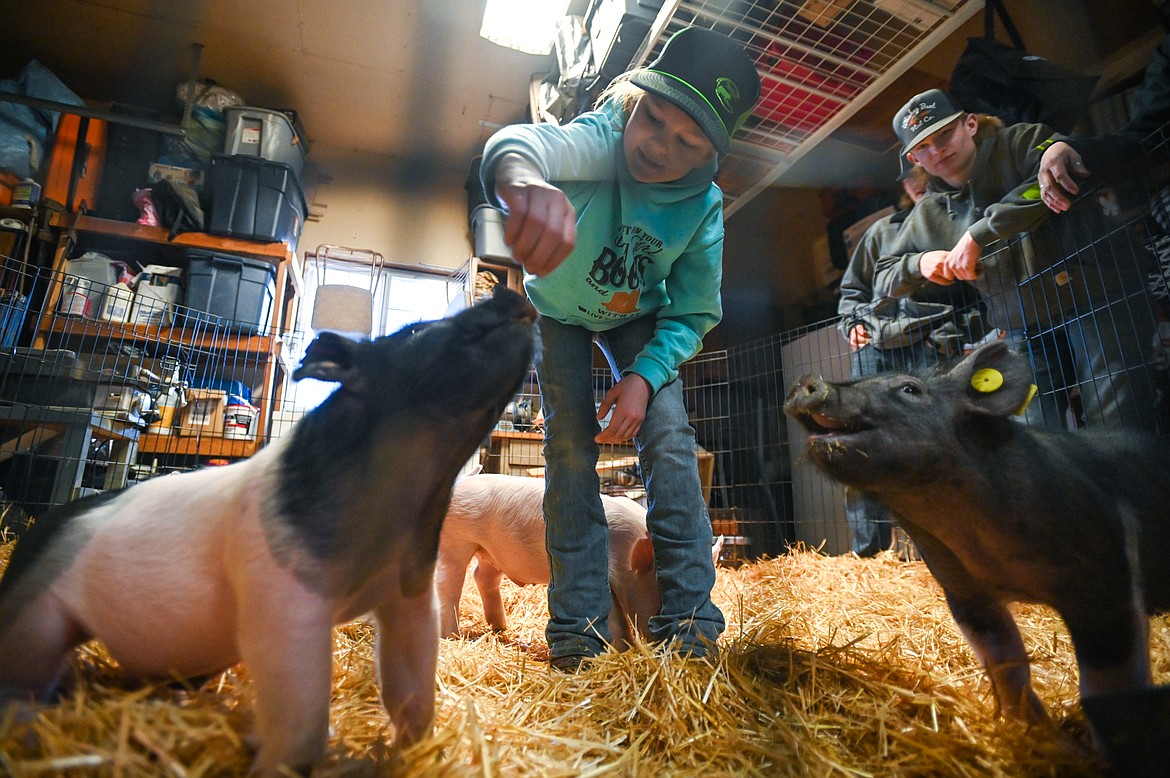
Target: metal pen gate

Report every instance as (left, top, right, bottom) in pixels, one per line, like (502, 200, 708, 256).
(689, 127, 1170, 559)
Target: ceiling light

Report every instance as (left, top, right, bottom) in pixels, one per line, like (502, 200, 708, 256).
(480, 0, 571, 55)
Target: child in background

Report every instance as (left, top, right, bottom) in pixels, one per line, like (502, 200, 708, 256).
(479, 26, 760, 670)
(836, 165, 983, 556)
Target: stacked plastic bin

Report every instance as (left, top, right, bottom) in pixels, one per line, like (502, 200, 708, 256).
(183, 249, 276, 335)
(187, 108, 303, 335)
(206, 107, 308, 250)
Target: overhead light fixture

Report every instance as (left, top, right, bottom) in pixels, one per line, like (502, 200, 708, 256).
(480, 0, 571, 55)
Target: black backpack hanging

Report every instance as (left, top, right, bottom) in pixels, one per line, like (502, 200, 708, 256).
(949, 0, 1099, 133)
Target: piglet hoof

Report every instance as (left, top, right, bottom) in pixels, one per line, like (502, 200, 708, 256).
(0, 698, 42, 751)
(1082, 686, 1170, 776)
(383, 693, 435, 750)
(998, 690, 1050, 728)
(393, 715, 434, 750)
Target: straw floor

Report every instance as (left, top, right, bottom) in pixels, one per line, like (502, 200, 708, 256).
(1, 534, 1166, 777)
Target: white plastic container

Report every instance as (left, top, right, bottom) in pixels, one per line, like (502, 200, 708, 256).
(223, 107, 306, 180)
(130, 265, 183, 326)
(59, 277, 93, 317)
(57, 252, 118, 318)
(99, 281, 134, 323)
(222, 400, 257, 440)
(471, 205, 512, 261)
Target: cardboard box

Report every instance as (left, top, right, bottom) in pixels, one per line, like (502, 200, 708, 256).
(149, 162, 205, 189)
(709, 508, 741, 538)
(797, 0, 852, 24)
(178, 388, 226, 437)
(93, 382, 145, 418)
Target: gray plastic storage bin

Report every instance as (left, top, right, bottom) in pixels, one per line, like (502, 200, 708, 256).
(223, 106, 307, 180)
(183, 250, 277, 334)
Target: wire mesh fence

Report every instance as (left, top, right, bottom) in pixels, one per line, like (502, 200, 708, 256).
(0, 258, 274, 529)
(2, 131, 1168, 561)
(708, 128, 1170, 559)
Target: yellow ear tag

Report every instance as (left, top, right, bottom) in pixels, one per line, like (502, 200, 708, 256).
(970, 368, 1003, 393)
(1014, 384, 1039, 415)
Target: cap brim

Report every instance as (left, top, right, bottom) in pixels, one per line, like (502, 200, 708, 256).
(630, 69, 730, 154)
(898, 110, 963, 155)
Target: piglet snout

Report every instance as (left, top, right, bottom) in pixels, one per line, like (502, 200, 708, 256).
(784, 374, 829, 414)
(490, 284, 537, 323)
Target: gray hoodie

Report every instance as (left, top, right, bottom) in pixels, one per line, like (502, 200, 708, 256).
(869, 122, 1130, 331)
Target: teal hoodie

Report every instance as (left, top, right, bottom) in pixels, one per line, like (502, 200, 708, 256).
(480, 100, 724, 393)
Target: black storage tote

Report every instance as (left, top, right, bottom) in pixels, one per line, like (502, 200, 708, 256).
(184, 250, 277, 334)
(206, 154, 306, 248)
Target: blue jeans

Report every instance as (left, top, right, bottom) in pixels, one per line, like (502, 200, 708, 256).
(1008, 300, 1158, 431)
(535, 315, 724, 660)
(845, 340, 945, 555)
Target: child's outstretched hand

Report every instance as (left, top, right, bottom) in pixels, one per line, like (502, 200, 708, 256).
(595, 374, 651, 444)
(494, 153, 577, 276)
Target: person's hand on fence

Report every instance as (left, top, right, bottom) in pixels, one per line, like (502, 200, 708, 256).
(942, 231, 983, 281)
(1038, 141, 1089, 213)
(919, 250, 955, 284)
(848, 324, 871, 350)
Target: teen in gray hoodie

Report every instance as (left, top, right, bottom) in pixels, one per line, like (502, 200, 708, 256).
(875, 89, 1157, 429)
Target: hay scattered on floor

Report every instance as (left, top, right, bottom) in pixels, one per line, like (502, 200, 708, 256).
(2, 535, 1164, 776)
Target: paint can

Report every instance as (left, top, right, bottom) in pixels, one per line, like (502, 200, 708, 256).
(223, 400, 257, 440)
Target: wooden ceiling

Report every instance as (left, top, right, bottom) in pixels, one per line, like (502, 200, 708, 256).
(0, 0, 1161, 206)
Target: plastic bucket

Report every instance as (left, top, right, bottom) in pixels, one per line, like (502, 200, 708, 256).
(223, 401, 257, 440)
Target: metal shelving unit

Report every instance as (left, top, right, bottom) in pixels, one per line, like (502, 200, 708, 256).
(630, 0, 984, 216)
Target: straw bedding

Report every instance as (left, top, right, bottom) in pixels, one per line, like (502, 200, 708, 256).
(1, 532, 1166, 777)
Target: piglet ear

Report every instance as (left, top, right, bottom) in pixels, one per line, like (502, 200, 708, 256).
(629, 534, 655, 575)
(293, 332, 364, 385)
(947, 339, 1036, 418)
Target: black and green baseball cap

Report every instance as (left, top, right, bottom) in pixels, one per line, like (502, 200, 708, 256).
(629, 27, 761, 155)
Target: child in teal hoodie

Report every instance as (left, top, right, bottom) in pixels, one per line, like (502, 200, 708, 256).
(480, 26, 759, 669)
